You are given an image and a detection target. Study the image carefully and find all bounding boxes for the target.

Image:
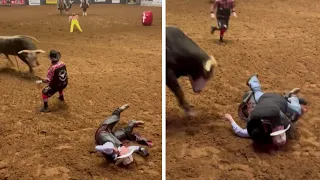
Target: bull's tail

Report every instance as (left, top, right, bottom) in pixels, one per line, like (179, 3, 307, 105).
(17, 35, 40, 43)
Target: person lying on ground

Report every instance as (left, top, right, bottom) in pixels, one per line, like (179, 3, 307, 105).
(223, 74, 307, 147)
(94, 104, 151, 166)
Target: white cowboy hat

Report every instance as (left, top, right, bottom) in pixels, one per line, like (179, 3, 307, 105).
(114, 146, 135, 166)
(270, 124, 291, 136)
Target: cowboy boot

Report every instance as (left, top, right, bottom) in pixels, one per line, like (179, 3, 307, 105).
(119, 104, 129, 112)
(284, 88, 300, 98)
(128, 120, 144, 128)
(284, 88, 307, 105)
(246, 73, 259, 87)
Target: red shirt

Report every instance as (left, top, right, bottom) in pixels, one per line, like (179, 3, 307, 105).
(213, 0, 235, 9)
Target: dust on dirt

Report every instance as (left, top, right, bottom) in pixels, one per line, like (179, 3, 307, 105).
(166, 0, 320, 179)
(0, 4, 162, 180)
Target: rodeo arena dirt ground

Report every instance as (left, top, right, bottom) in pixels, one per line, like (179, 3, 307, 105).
(166, 0, 320, 179)
(0, 4, 162, 180)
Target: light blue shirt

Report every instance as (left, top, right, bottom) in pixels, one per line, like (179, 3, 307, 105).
(231, 121, 250, 138)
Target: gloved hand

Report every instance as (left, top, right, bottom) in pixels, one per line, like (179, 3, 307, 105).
(36, 80, 43, 84)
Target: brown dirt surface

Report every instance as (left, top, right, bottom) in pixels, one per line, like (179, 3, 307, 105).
(166, 0, 320, 179)
(0, 4, 162, 180)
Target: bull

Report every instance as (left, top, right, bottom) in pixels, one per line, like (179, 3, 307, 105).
(166, 26, 217, 116)
(0, 35, 46, 72)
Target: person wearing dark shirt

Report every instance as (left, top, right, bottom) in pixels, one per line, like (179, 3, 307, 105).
(210, 0, 237, 42)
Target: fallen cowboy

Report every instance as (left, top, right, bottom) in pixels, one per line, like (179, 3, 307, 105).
(95, 104, 152, 166)
(166, 26, 218, 117)
(224, 73, 308, 148)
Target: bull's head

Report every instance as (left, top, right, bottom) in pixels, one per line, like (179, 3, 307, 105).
(189, 55, 217, 93)
(18, 49, 46, 67)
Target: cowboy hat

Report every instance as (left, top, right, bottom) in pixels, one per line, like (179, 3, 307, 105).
(270, 124, 291, 136)
(49, 50, 61, 62)
(114, 146, 135, 166)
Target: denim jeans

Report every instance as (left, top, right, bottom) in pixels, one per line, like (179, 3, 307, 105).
(248, 75, 302, 115)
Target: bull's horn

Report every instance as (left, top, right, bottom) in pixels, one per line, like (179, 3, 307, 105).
(17, 35, 40, 43)
(18, 50, 45, 54)
(33, 49, 46, 53)
(18, 50, 33, 54)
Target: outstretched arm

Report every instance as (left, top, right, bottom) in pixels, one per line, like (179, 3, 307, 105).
(224, 114, 250, 138)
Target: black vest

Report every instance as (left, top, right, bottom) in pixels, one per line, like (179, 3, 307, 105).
(50, 65, 68, 88)
(247, 93, 288, 143)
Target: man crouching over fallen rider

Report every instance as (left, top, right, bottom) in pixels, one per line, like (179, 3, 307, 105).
(95, 104, 152, 166)
(224, 73, 308, 149)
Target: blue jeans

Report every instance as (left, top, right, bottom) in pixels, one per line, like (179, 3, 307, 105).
(248, 76, 302, 115)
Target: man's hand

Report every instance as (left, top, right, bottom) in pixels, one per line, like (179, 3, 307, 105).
(224, 113, 235, 123)
(36, 80, 43, 85)
(211, 13, 216, 19)
(232, 12, 237, 17)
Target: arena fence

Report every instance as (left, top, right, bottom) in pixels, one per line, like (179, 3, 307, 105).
(0, 0, 161, 6)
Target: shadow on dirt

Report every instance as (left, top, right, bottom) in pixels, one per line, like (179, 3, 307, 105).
(213, 38, 235, 45)
(166, 107, 221, 134)
(0, 67, 42, 81)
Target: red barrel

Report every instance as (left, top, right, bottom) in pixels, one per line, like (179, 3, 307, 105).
(142, 11, 153, 26)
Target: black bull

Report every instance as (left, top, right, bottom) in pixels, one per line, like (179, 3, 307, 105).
(0, 35, 45, 72)
(166, 26, 217, 116)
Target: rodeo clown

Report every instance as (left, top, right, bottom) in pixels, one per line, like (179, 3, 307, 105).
(95, 104, 152, 166)
(224, 74, 308, 148)
(210, 0, 237, 42)
(36, 50, 68, 112)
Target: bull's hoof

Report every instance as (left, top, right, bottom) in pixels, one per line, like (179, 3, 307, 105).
(185, 109, 197, 117)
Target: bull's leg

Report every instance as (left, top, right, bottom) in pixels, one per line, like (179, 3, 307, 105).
(166, 69, 195, 116)
(4, 54, 14, 66)
(18, 54, 33, 73)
